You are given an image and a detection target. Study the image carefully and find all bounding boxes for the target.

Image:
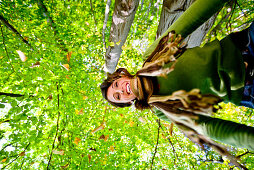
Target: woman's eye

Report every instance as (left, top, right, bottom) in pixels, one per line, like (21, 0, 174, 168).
(116, 93, 120, 100)
(115, 82, 118, 87)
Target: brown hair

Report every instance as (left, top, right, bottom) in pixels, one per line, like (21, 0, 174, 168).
(100, 68, 152, 110)
(100, 68, 151, 110)
(100, 68, 134, 108)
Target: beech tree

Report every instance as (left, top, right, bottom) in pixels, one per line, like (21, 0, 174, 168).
(104, 0, 218, 73)
(104, 0, 140, 73)
(156, 0, 218, 47)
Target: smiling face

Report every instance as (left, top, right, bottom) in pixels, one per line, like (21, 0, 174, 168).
(107, 77, 136, 104)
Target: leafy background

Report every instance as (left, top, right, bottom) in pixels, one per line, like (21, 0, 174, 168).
(0, 0, 254, 169)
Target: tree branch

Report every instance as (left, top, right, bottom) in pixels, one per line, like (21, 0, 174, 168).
(102, 0, 112, 51)
(89, 0, 98, 30)
(236, 151, 254, 159)
(47, 84, 61, 169)
(0, 23, 15, 71)
(37, 0, 56, 32)
(0, 92, 24, 97)
(19, 143, 31, 170)
(0, 15, 33, 50)
(171, 131, 196, 168)
(160, 125, 178, 166)
(0, 23, 25, 84)
(150, 119, 161, 170)
(206, 2, 234, 41)
(199, 158, 235, 166)
(2, 143, 30, 169)
(37, 0, 68, 52)
(0, 143, 14, 152)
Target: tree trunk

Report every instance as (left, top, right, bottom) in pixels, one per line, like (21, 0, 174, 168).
(104, 0, 218, 73)
(156, 0, 217, 48)
(104, 0, 140, 74)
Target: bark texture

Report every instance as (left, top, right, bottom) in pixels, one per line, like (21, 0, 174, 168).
(156, 0, 217, 48)
(104, 0, 140, 73)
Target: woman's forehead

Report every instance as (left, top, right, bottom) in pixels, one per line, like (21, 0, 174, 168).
(107, 83, 116, 103)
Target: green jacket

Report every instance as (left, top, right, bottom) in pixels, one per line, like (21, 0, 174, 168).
(147, 0, 254, 150)
(157, 36, 245, 105)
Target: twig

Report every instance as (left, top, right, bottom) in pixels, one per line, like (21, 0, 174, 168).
(207, 11, 231, 41)
(89, 0, 98, 30)
(236, 151, 254, 159)
(0, 143, 14, 152)
(172, 131, 183, 150)
(19, 157, 25, 169)
(199, 158, 235, 166)
(102, 0, 111, 51)
(2, 143, 30, 169)
(0, 23, 25, 86)
(47, 84, 61, 169)
(37, 0, 56, 32)
(235, 0, 247, 18)
(0, 15, 33, 50)
(0, 23, 15, 71)
(150, 119, 161, 170)
(0, 92, 24, 97)
(37, 0, 68, 52)
(171, 131, 195, 169)
(160, 125, 178, 166)
(226, 0, 237, 32)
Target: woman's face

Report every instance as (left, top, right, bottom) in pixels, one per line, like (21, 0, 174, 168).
(107, 77, 136, 103)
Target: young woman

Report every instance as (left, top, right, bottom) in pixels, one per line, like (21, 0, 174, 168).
(101, 0, 254, 160)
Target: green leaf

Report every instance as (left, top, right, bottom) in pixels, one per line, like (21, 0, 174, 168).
(0, 104, 5, 108)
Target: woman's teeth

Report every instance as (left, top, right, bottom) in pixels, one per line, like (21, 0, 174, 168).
(127, 83, 130, 94)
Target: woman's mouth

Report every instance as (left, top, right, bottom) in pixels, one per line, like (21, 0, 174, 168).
(126, 83, 131, 95)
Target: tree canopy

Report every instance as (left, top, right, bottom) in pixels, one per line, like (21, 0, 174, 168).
(0, 0, 254, 169)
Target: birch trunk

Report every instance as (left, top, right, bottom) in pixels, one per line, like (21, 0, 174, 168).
(157, 0, 217, 48)
(104, 0, 140, 73)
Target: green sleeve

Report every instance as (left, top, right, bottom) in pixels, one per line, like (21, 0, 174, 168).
(153, 109, 254, 150)
(143, 0, 231, 59)
(197, 115, 254, 150)
(153, 108, 171, 123)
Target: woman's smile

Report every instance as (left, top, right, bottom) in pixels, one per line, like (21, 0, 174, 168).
(126, 83, 131, 94)
(107, 77, 136, 103)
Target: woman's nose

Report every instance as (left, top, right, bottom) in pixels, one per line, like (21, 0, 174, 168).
(116, 88, 123, 94)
